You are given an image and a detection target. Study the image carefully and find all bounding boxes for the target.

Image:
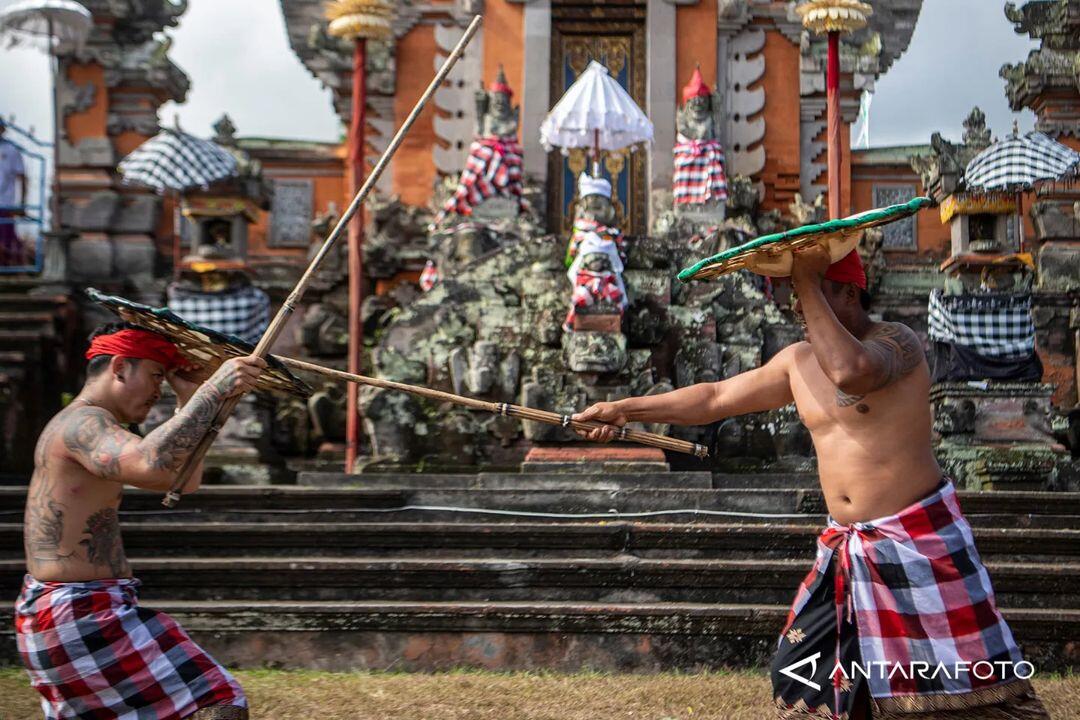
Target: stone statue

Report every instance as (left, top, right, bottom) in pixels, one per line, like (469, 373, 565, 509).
(476, 65, 520, 140)
(673, 67, 728, 221)
(438, 67, 524, 223)
(567, 172, 624, 266)
(564, 233, 627, 332)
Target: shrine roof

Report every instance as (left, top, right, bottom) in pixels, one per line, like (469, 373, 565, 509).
(852, 144, 932, 165)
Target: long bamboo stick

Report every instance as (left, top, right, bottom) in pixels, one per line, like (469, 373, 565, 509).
(161, 16, 484, 507)
(278, 356, 710, 459)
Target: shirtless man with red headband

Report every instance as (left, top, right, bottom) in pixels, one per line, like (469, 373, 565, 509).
(16, 322, 265, 720)
(576, 247, 1047, 719)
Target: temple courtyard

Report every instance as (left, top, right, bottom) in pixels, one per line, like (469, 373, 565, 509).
(1, 669, 1079, 720)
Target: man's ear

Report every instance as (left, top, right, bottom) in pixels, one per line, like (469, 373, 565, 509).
(847, 284, 860, 306)
(109, 355, 128, 381)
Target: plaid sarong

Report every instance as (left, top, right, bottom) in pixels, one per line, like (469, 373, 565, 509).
(15, 575, 246, 720)
(442, 136, 524, 218)
(927, 290, 1035, 359)
(673, 134, 728, 206)
(168, 284, 271, 346)
(779, 480, 1032, 717)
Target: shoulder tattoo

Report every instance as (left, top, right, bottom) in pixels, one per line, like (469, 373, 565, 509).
(864, 323, 924, 388)
(61, 407, 135, 479)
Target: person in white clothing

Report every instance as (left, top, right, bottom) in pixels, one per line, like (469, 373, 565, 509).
(0, 118, 28, 265)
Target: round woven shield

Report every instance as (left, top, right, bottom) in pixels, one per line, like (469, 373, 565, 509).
(677, 197, 933, 282)
(86, 288, 311, 398)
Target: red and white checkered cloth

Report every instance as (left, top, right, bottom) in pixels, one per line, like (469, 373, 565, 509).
(565, 219, 625, 267)
(441, 136, 524, 218)
(564, 271, 626, 330)
(673, 134, 728, 206)
(419, 260, 440, 292)
(781, 479, 1028, 712)
(15, 575, 246, 720)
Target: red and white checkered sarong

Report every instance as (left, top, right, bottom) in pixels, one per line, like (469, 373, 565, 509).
(442, 136, 524, 218)
(15, 575, 246, 720)
(673, 134, 728, 206)
(780, 479, 1031, 715)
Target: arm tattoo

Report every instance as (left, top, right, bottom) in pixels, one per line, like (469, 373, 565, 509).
(137, 375, 229, 472)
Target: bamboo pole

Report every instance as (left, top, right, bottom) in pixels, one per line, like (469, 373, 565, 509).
(161, 15, 484, 507)
(278, 356, 709, 459)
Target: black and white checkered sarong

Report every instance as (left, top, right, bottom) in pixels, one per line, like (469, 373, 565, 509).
(927, 290, 1035, 359)
(167, 285, 270, 345)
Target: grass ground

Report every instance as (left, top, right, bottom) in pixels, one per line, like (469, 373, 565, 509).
(1, 668, 1078, 719)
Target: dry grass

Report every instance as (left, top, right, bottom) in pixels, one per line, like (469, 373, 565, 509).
(1, 668, 1078, 719)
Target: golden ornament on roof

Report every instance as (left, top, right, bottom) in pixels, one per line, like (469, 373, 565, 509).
(324, 0, 394, 41)
(796, 0, 873, 34)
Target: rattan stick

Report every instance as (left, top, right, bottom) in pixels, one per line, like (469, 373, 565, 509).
(278, 356, 709, 458)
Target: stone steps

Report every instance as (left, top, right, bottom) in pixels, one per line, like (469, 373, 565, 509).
(5, 485, 1079, 525)
(4, 521, 1078, 560)
(297, 471, 820, 490)
(4, 477, 1079, 671)
(1, 600, 1075, 671)
(2, 557, 1075, 607)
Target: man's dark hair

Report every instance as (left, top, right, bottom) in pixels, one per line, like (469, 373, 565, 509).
(86, 321, 144, 377)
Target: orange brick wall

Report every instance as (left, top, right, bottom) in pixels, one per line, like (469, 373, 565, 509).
(483, 0, 523, 120)
(676, 0, 717, 93)
(64, 63, 108, 140)
(392, 24, 440, 206)
(850, 167, 949, 258)
(249, 159, 347, 259)
(757, 28, 802, 211)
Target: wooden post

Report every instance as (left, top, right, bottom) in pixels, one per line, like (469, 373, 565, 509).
(345, 37, 366, 472)
(827, 30, 841, 220)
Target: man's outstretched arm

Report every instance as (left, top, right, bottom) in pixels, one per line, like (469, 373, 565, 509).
(573, 344, 797, 442)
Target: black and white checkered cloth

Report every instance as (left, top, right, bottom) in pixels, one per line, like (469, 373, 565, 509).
(927, 290, 1035, 359)
(964, 131, 1080, 192)
(118, 129, 238, 193)
(167, 285, 270, 345)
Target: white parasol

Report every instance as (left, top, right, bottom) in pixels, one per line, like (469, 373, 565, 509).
(539, 60, 653, 176)
(0, 0, 92, 54)
(0, 0, 92, 231)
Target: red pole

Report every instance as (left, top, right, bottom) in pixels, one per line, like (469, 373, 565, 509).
(827, 30, 842, 220)
(345, 37, 366, 472)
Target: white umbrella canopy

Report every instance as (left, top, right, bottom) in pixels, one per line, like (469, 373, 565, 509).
(0, 0, 92, 54)
(540, 60, 653, 162)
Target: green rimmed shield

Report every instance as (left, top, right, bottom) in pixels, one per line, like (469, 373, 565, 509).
(86, 288, 311, 398)
(677, 197, 933, 283)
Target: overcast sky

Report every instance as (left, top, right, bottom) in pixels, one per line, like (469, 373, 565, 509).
(1, 0, 1037, 150)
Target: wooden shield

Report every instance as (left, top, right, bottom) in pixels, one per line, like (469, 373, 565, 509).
(86, 288, 311, 398)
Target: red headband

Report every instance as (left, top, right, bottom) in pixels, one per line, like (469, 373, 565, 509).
(824, 250, 867, 290)
(85, 329, 182, 370)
